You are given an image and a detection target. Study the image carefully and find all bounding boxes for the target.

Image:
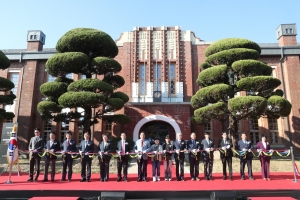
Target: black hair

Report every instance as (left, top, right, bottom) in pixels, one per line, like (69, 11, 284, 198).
(260, 134, 267, 139)
(34, 128, 41, 132)
(66, 131, 73, 135)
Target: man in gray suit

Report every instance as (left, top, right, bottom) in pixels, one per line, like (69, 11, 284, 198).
(27, 128, 44, 182)
(134, 132, 150, 182)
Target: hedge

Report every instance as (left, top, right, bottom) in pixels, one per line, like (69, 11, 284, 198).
(91, 57, 122, 75)
(110, 92, 129, 103)
(58, 91, 105, 108)
(40, 81, 68, 98)
(205, 48, 260, 66)
(46, 52, 89, 77)
(196, 65, 228, 87)
(204, 38, 261, 57)
(68, 78, 113, 94)
(37, 101, 62, 114)
(266, 95, 292, 118)
(103, 75, 125, 89)
(56, 28, 118, 58)
(232, 60, 272, 78)
(193, 102, 226, 124)
(236, 76, 281, 92)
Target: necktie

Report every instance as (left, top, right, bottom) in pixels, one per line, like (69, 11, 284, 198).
(122, 140, 125, 155)
(50, 141, 53, 147)
(141, 140, 144, 148)
(85, 140, 88, 148)
(66, 140, 69, 147)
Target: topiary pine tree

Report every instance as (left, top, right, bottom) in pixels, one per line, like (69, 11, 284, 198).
(191, 38, 292, 143)
(37, 28, 130, 134)
(0, 50, 16, 122)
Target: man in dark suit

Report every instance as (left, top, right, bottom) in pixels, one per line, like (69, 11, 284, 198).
(201, 132, 215, 180)
(43, 132, 60, 182)
(187, 132, 201, 181)
(218, 132, 233, 180)
(27, 128, 44, 182)
(79, 132, 94, 182)
(98, 134, 111, 182)
(173, 132, 186, 181)
(61, 131, 76, 182)
(237, 132, 254, 180)
(116, 132, 131, 182)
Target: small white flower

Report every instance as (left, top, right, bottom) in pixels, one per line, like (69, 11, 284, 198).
(125, 142, 128, 145)
(196, 142, 199, 144)
(70, 143, 73, 145)
(54, 142, 57, 145)
(181, 142, 184, 144)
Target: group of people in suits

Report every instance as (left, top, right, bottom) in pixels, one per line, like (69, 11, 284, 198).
(27, 127, 273, 183)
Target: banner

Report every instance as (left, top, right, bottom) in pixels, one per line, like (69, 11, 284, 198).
(6, 124, 18, 166)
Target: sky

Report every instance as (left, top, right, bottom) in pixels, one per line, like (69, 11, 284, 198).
(0, 0, 299, 50)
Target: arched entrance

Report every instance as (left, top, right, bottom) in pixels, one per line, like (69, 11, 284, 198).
(140, 121, 175, 144)
(133, 115, 181, 141)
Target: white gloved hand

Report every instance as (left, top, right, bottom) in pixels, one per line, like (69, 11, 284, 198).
(257, 149, 261, 152)
(126, 152, 129, 155)
(135, 150, 138, 153)
(176, 150, 179, 154)
(61, 151, 65, 154)
(50, 149, 54, 152)
(154, 151, 157, 154)
(206, 148, 210, 152)
(270, 149, 274, 152)
(163, 150, 166, 153)
(142, 150, 146, 154)
(192, 149, 196, 153)
(242, 148, 246, 151)
(98, 151, 101, 154)
(248, 149, 252, 152)
(222, 147, 226, 150)
(104, 152, 108, 155)
(226, 145, 230, 149)
(79, 150, 82, 154)
(117, 151, 121, 155)
(85, 153, 88, 156)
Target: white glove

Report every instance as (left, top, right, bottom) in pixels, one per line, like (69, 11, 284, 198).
(61, 151, 65, 154)
(79, 150, 82, 154)
(226, 145, 230, 149)
(257, 149, 262, 152)
(248, 149, 252, 152)
(135, 150, 138, 153)
(117, 151, 121, 155)
(270, 149, 274, 152)
(222, 147, 226, 150)
(206, 148, 210, 152)
(154, 151, 157, 154)
(163, 150, 166, 153)
(100, 151, 103, 155)
(126, 152, 129, 155)
(192, 149, 196, 153)
(242, 148, 246, 151)
(85, 152, 88, 156)
(176, 150, 179, 154)
(142, 150, 146, 154)
(50, 149, 54, 152)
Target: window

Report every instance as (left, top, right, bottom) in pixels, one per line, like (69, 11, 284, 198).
(6, 119, 13, 123)
(105, 121, 112, 139)
(79, 74, 86, 79)
(139, 64, 146, 95)
(60, 121, 69, 144)
(269, 118, 279, 144)
(47, 74, 56, 82)
(30, 35, 33, 39)
(34, 35, 36, 39)
(153, 64, 161, 91)
(169, 63, 176, 95)
(43, 120, 52, 141)
(204, 122, 212, 139)
(249, 118, 259, 144)
(9, 73, 19, 95)
(66, 73, 73, 79)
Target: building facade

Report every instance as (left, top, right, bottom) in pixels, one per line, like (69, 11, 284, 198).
(1, 24, 300, 154)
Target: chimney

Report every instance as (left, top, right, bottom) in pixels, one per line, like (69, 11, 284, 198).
(27, 30, 46, 51)
(276, 24, 297, 46)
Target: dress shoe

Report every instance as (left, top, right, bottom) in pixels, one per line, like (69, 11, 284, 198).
(86, 179, 91, 182)
(196, 177, 200, 181)
(180, 177, 185, 181)
(116, 177, 121, 182)
(137, 178, 141, 182)
(223, 176, 227, 180)
(51, 179, 54, 182)
(241, 176, 245, 180)
(229, 177, 233, 181)
(205, 176, 209, 181)
(60, 179, 66, 182)
(263, 178, 267, 180)
(42, 179, 48, 182)
(249, 177, 255, 180)
(34, 178, 38, 182)
(191, 178, 195, 181)
(143, 178, 148, 182)
(209, 177, 214, 181)
(80, 178, 86, 182)
(124, 179, 128, 182)
(68, 179, 71, 182)
(176, 178, 180, 181)
(101, 179, 104, 182)
(27, 178, 33, 182)
(104, 179, 107, 182)
(267, 178, 271, 181)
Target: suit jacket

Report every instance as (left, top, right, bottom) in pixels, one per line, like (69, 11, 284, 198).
(237, 139, 254, 159)
(201, 138, 215, 158)
(98, 141, 112, 161)
(256, 141, 271, 158)
(116, 140, 131, 156)
(173, 140, 186, 160)
(149, 144, 162, 161)
(79, 140, 94, 158)
(44, 139, 61, 159)
(61, 139, 76, 153)
(28, 136, 44, 157)
(187, 139, 202, 159)
(134, 139, 150, 160)
(218, 139, 233, 158)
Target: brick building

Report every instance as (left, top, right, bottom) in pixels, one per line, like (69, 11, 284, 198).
(1, 24, 300, 154)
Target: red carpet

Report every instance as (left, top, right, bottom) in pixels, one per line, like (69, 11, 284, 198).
(1, 172, 299, 191)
